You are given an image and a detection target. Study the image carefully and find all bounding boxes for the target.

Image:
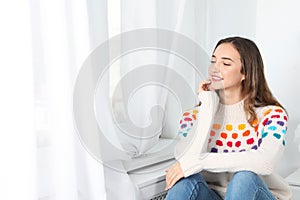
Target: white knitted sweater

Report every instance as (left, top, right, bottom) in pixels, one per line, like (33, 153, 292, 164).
(175, 91, 292, 199)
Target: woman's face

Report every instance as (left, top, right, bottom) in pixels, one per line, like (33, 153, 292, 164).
(209, 43, 245, 93)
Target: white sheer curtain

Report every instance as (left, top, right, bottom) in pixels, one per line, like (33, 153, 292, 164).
(0, 1, 36, 200)
(101, 1, 209, 199)
(1, 0, 209, 200)
(115, 0, 209, 148)
(31, 0, 106, 199)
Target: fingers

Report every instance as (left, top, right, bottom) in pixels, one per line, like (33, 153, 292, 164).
(165, 170, 182, 190)
(165, 170, 174, 190)
(198, 81, 205, 93)
(198, 80, 212, 93)
(168, 173, 181, 190)
(165, 165, 173, 189)
(202, 81, 211, 91)
(165, 162, 184, 190)
(165, 167, 173, 189)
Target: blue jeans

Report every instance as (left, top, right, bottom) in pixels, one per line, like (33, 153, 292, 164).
(165, 171, 276, 200)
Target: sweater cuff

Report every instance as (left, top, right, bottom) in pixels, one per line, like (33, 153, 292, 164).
(178, 156, 201, 177)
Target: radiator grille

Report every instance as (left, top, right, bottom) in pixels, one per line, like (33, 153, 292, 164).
(149, 191, 167, 200)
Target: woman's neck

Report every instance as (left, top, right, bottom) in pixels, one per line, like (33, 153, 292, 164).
(218, 89, 244, 105)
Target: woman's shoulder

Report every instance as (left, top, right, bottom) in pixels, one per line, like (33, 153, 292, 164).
(255, 105, 288, 123)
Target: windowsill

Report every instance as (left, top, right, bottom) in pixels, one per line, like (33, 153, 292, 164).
(285, 168, 300, 200)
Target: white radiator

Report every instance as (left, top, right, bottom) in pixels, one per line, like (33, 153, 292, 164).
(126, 139, 177, 200)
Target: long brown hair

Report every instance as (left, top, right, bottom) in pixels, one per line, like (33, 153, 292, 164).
(214, 37, 284, 125)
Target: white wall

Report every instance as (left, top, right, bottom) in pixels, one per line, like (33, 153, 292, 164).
(256, 0, 300, 176)
(206, 0, 300, 177)
(205, 0, 257, 53)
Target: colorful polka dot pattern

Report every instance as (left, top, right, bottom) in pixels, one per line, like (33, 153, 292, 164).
(178, 109, 199, 137)
(261, 108, 288, 146)
(208, 108, 287, 153)
(208, 121, 258, 153)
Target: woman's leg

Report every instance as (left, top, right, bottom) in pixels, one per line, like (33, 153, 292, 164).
(225, 171, 276, 200)
(165, 173, 222, 200)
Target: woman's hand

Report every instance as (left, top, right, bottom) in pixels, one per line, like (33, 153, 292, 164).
(165, 162, 184, 190)
(197, 80, 212, 94)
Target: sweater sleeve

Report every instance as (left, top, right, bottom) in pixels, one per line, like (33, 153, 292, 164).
(178, 106, 288, 177)
(174, 91, 219, 172)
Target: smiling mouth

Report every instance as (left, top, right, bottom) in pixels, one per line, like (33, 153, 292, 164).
(211, 75, 224, 81)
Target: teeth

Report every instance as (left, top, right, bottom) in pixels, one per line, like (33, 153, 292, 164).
(212, 76, 223, 80)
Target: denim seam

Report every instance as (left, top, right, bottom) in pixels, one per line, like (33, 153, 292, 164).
(189, 182, 220, 200)
(253, 186, 276, 200)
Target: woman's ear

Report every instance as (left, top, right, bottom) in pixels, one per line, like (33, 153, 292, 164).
(241, 75, 245, 81)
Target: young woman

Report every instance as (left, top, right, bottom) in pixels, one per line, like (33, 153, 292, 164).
(165, 37, 291, 200)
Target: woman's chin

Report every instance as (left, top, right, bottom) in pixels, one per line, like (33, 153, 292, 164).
(211, 82, 224, 90)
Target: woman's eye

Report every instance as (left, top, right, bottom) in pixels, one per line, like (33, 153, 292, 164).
(224, 63, 231, 66)
(210, 60, 216, 63)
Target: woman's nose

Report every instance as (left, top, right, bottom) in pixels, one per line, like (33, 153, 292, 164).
(209, 62, 220, 72)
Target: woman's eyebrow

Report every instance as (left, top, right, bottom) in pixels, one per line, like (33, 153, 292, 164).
(221, 57, 234, 62)
(211, 55, 235, 62)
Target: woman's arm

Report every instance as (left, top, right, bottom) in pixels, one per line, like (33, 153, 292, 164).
(165, 87, 219, 189)
(174, 91, 219, 176)
(178, 107, 288, 177)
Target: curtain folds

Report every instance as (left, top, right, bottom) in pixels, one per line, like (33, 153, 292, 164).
(2, 0, 209, 199)
(32, 0, 107, 199)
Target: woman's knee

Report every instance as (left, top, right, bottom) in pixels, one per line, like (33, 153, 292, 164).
(166, 173, 206, 199)
(169, 173, 206, 191)
(231, 170, 258, 183)
(227, 171, 260, 193)
(226, 171, 275, 200)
